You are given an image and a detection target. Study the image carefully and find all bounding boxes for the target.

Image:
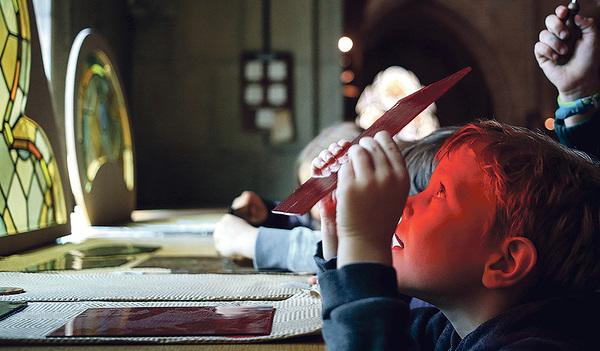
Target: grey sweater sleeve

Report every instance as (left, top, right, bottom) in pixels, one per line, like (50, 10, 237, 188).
(253, 226, 321, 273)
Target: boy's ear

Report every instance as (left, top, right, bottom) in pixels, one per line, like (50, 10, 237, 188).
(482, 237, 537, 289)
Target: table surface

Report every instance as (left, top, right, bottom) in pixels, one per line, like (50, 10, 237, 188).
(2, 340, 326, 351)
(0, 208, 326, 351)
(2, 336, 326, 351)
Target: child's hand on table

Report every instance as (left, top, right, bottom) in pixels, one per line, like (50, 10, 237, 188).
(229, 191, 269, 226)
(213, 214, 258, 259)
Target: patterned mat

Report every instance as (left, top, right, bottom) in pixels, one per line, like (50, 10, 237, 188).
(0, 272, 322, 344)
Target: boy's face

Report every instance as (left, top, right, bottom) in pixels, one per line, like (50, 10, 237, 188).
(392, 145, 496, 304)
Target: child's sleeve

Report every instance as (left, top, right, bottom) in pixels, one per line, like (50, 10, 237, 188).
(314, 242, 418, 350)
(554, 110, 600, 161)
(253, 226, 321, 273)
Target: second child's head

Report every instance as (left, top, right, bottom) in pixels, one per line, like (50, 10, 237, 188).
(393, 120, 600, 306)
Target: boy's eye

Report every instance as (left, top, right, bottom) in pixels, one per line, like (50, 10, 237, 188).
(433, 183, 446, 199)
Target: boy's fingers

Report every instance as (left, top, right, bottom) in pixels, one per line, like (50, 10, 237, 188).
(331, 139, 350, 152)
(574, 15, 595, 32)
(327, 141, 343, 155)
(337, 150, 356, 188)
(373, 131, 399, 156)
(358, 136, 381, 157)
(545, 13, 568, 40)
(312, 152, 331, 177)
(374, 131, 406, 175)
(328, 139, 351, 166)
(538, 29, 566, 55)
(357, 137, 387, 174)
(345, 144, 371, 180)
(334, 140, 351, 163)
(312, 139, 354, 177)
(534, 41, 559, 64)
(555, 5, 568, 20)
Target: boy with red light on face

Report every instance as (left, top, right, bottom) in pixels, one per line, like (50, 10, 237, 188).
(312, 121, 600, 350)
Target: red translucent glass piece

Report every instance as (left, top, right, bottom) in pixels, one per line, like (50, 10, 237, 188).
(48, 306, 275, 337)
(273, 67, 472, 215)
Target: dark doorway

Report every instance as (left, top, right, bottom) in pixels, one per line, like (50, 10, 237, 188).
(350, 2, 494, 127)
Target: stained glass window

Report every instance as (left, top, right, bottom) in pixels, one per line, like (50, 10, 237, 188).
(0, 0, 67, 236)
(78, 50, 134, 193)
(65, 29, 135, 225)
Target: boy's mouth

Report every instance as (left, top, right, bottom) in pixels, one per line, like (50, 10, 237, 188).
(392, 234, 404, 249)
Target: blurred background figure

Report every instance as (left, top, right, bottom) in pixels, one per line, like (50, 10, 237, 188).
(355, 66, 439, 141)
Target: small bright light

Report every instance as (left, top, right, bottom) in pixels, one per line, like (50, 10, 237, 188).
(343, 85, 359, 98)
(544, 117, 555, 130)
(341, 70, 355, 83)
(338, 36, 353, 53)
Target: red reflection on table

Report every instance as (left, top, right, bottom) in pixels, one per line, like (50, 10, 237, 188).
(47, 306, 275, 337)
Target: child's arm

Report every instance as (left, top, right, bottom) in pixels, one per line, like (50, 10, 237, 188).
(534, 5, 600, 158)
(534, 5, 600, 123)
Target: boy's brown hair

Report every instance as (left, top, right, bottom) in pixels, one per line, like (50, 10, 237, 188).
(437, 120, 600, 297)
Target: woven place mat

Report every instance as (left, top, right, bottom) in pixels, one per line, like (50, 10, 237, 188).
(0, 292, 322, 344)
(0, 271, 315, 302)
(0, 272, 322, 344)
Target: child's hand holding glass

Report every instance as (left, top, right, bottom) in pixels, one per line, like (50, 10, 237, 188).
(312, 131, 410, 267)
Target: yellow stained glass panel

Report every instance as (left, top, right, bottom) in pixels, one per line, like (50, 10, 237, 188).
(1, 34, 17, 92)
(0, 0, 17, 35)
(0, 0, 67, 236)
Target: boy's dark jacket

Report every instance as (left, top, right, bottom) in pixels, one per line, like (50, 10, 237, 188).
(315, 241, 600, 351)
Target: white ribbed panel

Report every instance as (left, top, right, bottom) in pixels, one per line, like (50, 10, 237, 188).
(0, 272, 314, 301)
